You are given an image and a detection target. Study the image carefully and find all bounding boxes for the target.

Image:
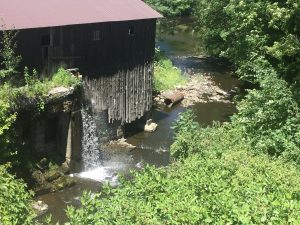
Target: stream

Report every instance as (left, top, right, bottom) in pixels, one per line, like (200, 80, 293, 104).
(37, 18, 241, 224)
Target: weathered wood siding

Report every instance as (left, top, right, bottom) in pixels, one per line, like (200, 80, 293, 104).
(84, 20, 156, 123)
(14, 19, 156, 124)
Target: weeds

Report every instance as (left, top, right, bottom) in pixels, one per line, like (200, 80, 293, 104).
(153, 58, 186, 92)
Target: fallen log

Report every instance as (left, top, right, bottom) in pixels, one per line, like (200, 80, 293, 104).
(163, 91, 184, 108)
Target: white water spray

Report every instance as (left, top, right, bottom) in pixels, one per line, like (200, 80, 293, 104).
(81, 107, 102, 170)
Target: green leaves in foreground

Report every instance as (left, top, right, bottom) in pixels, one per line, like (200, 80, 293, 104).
(67, 148, 300, 224)
(0, 164, 35, 225)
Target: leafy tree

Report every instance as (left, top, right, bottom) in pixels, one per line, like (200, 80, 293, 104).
(195, 0, 300, 82)
(0, 28, 21, 80)
(145, 0, 197, 17)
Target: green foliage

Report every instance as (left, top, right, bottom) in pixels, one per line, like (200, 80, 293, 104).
(24, 66, 38, 86)
(0, 29, 21, 80)
(0, 68, 81, 164)
(154, 47, 165, 62)
(66, 2, 300, 224)
(194, 0, 229, 56)
(171, 110, 200, 159)
(195, 0, 300, 164)
(153, 58, 186, 92)
(195, 0, 300, 82)
(145, 0, 196, 17)
(52, 68, 81, 88)
(233, 58, 300, 163)
(0, 164, 35, 225)
(67, 123, 300, 224)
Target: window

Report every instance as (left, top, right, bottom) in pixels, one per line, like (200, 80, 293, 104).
(92, 30, 100, 41)
(128, 26, 135, 36)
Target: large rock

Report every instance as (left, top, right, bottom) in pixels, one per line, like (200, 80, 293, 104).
(31, 170, 46, 185)
(44, 169, 61, 182)
(144, 119, 158, 132)
(33, 200, 48, 217)
(48, 87, 73, 96)
(52, 176, 75, 191)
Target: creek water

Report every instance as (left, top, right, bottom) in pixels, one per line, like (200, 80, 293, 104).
(37, 18, 241, 224)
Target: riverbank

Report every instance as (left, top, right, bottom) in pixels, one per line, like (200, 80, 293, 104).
(35, 18, 241, 223)
(154, 71, 232, 108)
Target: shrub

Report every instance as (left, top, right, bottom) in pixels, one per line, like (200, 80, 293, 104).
(52, 68, 81, 88)
(145, 0, 197, 17)
(66, 108, 300, 224)
(233, 57, 300, 163)
(153, 58, 186, 92)
(0, 29, 22, 80)
(0, 164, 35, 225)
(67, 145, 300, 224)
(171, 110, 200, 159)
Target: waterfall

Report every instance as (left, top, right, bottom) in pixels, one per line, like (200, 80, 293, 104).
(81, 106, 102, 170)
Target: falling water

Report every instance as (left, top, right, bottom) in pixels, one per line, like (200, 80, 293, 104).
(80, 106, 102, 170)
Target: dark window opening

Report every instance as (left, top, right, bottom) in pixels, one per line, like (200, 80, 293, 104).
(128, 26, 135, 36)
(41, 34, 50, 46)
(45, 117, 58, 143)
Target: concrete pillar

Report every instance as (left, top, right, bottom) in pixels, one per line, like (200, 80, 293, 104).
(65, 118, 72, 165)
(65, 110, 82, 165)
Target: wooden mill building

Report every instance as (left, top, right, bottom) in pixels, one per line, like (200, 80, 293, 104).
(0, 0, 162, 124)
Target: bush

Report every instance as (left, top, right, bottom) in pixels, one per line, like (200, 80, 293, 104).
(153, 58, 186, 92)
(52, 68, 81, 88)
(145, 0, 196, 17)
(233, 57, 300, 163)
(0, 29, 22, 81)
(66, 109, 300, 224)
(0, 164, 35, 225)
(67, 136, 300, 224)
(171, 110, 200, 159)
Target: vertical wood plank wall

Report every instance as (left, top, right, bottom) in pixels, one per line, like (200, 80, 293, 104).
(82, 19, 156, 124)
(15, 19, 157, 124)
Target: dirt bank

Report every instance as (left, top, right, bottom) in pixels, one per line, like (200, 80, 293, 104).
(154, 74, 232, 107)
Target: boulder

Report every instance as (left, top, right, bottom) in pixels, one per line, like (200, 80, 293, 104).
(48, 87, 73, 96)
(52, 176, 75, 191)
(59, 162, 70, 175)
(144, 119, 158, 132)
(33, 200, 48, 217)
(44, 169, 61, 182)
(31, 170, 46, 185)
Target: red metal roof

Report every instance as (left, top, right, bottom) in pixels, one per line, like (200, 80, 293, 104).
(0, 0, 162, 30)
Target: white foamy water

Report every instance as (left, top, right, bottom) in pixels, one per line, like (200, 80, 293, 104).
(78, 167, 110, 181)
(76, 167, 119, 186)
(81, 107, 102, 170)
(76, 151, 134, 185)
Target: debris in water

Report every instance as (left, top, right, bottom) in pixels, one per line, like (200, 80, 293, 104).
(105, 138, 136, 151)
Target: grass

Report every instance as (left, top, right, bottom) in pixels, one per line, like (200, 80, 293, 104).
(153, 58, 187, 92)
(0, 68, 81, 108)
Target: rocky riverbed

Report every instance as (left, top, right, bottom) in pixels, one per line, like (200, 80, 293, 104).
(154, 73, 233, 107)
